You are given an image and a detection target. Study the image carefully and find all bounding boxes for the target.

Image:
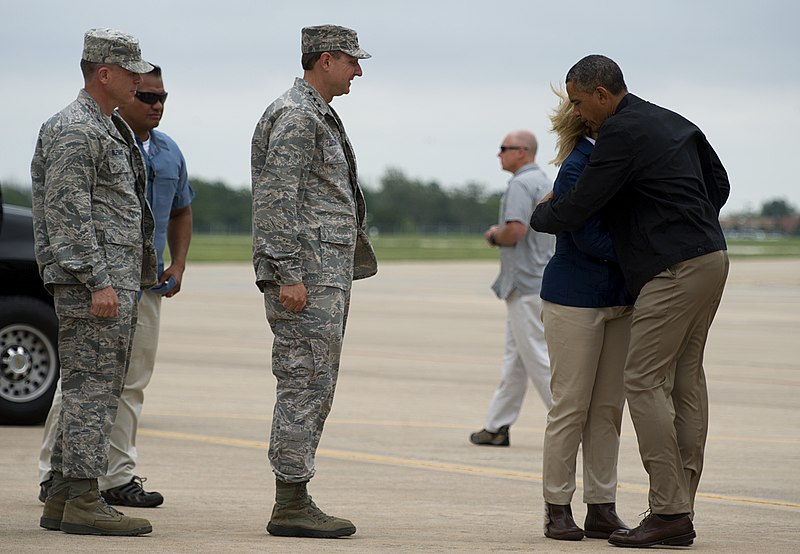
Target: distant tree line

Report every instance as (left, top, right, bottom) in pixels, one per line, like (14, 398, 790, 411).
(189, 169, 502, 234)
(363, 168, 501, 234)
(720, 197, 800, 236)
(3, 177, 797, 235)
(0, 184, 32, 207)
(190, 179, 252, 233)
(0, 171, 501, 235)
(0, 178, 256, 233)
(759, 199, 795, 218)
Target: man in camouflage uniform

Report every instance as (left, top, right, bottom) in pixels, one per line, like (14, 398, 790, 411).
(30, 28, 157, 536)
(251, 24, 377, 539)
(38, 64, 193, 510)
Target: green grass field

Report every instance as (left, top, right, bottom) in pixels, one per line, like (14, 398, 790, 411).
(725, 237, 800, 257)
(183, 234, 800, 263)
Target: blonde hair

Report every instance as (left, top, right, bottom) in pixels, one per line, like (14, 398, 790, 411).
(548, 85, 589, 166)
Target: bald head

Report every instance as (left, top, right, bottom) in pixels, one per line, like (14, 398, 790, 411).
(498, 130, 537, 173)
(507, 130, 537, 158)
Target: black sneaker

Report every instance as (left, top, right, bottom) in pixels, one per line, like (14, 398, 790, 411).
(38, 477, 53, 503)
(469, 425, 510, 446)
(101, 476, 164, 508)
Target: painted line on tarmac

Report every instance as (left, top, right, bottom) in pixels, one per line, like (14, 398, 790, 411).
(145, 412, 800, 446)
(140, 428, 800, 511)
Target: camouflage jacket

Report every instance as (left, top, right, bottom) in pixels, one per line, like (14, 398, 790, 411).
(31, 89, 157, 294)
(251, 77, 377, 292)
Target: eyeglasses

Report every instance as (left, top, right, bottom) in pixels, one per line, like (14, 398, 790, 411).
(499, 146, 527, 153)
(135, 91, 168, 105)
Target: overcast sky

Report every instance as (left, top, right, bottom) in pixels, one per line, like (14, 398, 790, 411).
(3, 0, 798, 214)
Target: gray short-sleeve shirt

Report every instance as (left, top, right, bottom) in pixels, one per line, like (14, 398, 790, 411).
(491, 162, 555, 299)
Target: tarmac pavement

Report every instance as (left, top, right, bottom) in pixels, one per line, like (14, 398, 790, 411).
(2, 258, 799, 553)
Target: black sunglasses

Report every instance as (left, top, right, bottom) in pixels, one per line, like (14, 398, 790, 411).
(499, 145, 527, 153)
(135, 91, 168, 105)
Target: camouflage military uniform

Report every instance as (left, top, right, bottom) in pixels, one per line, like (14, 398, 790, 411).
(31, 89, 156, 478)
(252, 77, 377, 483)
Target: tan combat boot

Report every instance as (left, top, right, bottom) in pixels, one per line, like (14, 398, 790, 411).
(266, 479, 356, 538)
(40, 471, 70, 530)
(59, 478, 152, 536)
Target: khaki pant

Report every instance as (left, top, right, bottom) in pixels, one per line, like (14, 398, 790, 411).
(625, 251, 729, 515)
(541, 301, 631, 505)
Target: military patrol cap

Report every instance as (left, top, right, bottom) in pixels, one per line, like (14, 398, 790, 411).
(301, 25, 371, 59)
(82, 28, 153, 73)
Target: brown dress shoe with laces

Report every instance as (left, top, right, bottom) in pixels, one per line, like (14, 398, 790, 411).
(544, 503, 584, 541)
(584, 502, 630, 539)
(608, 512, 695, 547)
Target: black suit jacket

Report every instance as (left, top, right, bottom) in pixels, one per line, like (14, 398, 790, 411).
(531, 93, 729, 296)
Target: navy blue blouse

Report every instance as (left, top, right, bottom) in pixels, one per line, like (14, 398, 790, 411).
(540, 138, 633, 307)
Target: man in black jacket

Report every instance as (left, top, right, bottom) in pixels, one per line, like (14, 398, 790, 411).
(531, 55, 730, 548)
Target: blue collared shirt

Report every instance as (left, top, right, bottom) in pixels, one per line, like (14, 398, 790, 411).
(138, 128, 194, 277)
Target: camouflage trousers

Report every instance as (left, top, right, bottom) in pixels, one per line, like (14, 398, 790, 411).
(263, 284, 350, 483)
(50, 285, 138, 478)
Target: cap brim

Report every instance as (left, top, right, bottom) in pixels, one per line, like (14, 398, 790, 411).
(344, 47, 371, 59)
(120, 59, 154, 74)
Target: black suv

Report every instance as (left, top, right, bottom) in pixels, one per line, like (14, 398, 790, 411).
(0, 189, 60, 425)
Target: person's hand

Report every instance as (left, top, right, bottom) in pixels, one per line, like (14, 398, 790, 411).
(161, 264, 185, 298)
(537, 190, 554, 206)
(90, 286, 119, 318)
(484, 225, 500, 246)
(279, 283, 307, 313)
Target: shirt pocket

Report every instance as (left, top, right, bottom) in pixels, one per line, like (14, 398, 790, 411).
(319, 224, 355, 275)
(101, 226, 142, 272)
(107, 148, 131, 174)
(321, 139, 347, 165)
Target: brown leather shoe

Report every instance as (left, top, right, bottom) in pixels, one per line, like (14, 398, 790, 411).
(608, 512, 695, 547)
(544, 503, 584, 541)
(584, 502, 630, 539)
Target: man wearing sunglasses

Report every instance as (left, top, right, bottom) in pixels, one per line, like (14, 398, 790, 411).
(469, 131, 554, 447)
(38, 64, 193, 512)
(251, 25, 377, 539)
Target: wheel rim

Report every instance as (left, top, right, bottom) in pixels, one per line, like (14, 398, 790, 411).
(0, 324, 58, 403)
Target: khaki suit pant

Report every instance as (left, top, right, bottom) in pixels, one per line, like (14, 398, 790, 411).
(625, 251, 729, 515)
(541, 301, 631, 505)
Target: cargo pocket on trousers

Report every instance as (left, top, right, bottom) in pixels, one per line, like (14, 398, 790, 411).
(271, 335, 329, 390)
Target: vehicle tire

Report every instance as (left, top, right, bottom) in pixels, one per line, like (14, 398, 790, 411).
(0, 296, 60, 425)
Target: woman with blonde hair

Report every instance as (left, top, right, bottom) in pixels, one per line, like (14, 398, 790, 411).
(539, 87, 633, 541)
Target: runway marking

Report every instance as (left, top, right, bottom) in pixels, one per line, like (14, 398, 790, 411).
(143, 412, 800, 446)
(139, 428, 800, 511)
